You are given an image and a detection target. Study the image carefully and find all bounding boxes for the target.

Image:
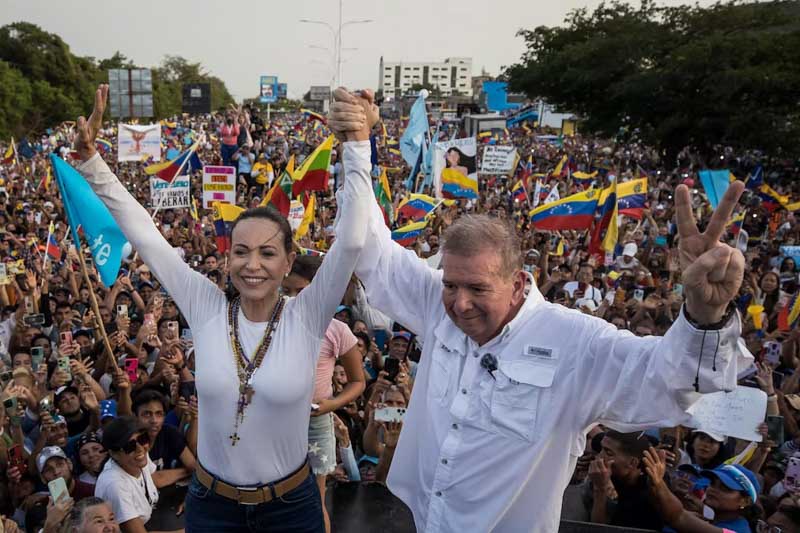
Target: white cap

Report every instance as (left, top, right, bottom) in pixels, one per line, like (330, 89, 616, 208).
(692, 429, 727, 443)
(622, 243, 638, 257)
(37, 446, 68, 474)
(575, 298, 598, 312)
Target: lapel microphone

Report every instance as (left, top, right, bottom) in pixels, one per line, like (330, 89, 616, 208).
(480, 353, 498, 379)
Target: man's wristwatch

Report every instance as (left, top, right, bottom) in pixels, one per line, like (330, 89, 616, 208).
(683, 303, 737, 330)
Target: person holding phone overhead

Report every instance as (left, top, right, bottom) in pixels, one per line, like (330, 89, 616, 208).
(72, 85, 376, 532)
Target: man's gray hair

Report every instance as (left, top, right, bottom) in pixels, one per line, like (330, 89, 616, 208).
(441, 215, 523, 276)
(70, 497, 107, 530)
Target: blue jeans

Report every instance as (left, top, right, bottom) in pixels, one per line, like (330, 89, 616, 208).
(185, 468, 324, 532)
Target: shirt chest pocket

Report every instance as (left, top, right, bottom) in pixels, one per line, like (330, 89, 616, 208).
(428, 346, 458, 405)
(489, 360, 556, 442)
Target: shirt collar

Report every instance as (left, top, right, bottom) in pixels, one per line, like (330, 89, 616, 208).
(435, 272, 545, 354)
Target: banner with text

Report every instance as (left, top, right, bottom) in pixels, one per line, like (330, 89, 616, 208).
(480, 145, 518, 175)
(118, 124, 161, 162)
(150, 176, 190, 209)
(202, 166, 236, 208)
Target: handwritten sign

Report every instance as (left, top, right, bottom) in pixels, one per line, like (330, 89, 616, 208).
(150, 177, 190, 208)
(480, 145, 517, 175)
(687, 386, 766, 442)
(202, 166, 236, 208)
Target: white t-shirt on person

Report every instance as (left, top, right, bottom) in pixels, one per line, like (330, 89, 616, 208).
(95, 457, 158, 526)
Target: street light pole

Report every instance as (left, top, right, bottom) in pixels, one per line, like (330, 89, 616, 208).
(337, 0, 343, 88)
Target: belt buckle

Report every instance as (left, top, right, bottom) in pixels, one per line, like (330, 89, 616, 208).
(235, 486, 261, 506)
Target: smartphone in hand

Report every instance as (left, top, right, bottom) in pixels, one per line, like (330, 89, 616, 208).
(47, 476, 69, 503)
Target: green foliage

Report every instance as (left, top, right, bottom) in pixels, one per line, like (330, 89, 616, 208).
(0, 23, 235, 139)
(506, 0, 800, 158)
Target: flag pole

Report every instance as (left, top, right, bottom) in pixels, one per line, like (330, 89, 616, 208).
(72, 236, 119, 373)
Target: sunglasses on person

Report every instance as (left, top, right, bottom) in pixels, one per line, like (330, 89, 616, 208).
(115, 432, 150, 454)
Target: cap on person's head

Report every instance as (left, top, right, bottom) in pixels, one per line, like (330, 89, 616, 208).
(335, 305, 352, 317)
(622, 243, 638, 257)
(77, 431, 103, 452)
(702, 464, 760, 503)
(55, 385, 79, 406)
(138, 280, 155, 291)
(785, 394, 800, 411)
(36, 446, 68, 474)
(99, 399, 117, 421)
(392, 331, 412, 343)
(102, 416, 145, 451)
(526, 249, 540, 259)
(692, 429, 727, 443)
(357, 455, 379, 466)
(678, 463, 703, 477)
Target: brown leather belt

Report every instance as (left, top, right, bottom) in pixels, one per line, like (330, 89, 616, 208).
(195, 460, 310, 505)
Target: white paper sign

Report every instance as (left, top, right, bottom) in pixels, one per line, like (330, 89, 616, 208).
(117, 124, 161, 162)
(150, 177, 190, 209)
(480, 145, 517, 174)
(687, 386, 766, 442)
(288, 200, 304, 231)
(202, 166, 236, 208)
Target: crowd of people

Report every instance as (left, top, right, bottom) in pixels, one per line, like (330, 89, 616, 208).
(0, 83, 798, 533)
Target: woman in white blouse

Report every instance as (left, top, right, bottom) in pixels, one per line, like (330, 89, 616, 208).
(72, 85, 377, 532)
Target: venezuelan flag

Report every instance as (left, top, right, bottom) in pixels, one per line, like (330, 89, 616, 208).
(758, 184, 789, 212)
(441, 168, 478, 200)
(95, 138, 113, 154)
(617, 178, 648, 219)
(778, 294, 800, 331)
(2, 143, 15, 165)
(391, 220, 428, 247)
(298, 247, 325, 257)
(551, 155, 568, 179)
(572, 171, 597, 183)
(528, 189, 600, 231)
(397, 194, 437, 223)
(728, 211, 746, 236)
(511, 180, 527, 203)
(389, 148, 402, 156)
(145, 144, 202, 183)
(301, 109, 327, 124)
(212, 202, 244, 254)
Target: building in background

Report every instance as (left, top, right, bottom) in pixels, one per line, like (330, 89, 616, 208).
(379, 57, 473, 99)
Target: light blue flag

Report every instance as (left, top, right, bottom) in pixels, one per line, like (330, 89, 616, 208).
(419, 123, 441, 193)
(698, 169, 731, 209)
(50, 154, 130, 287)
(400, 92, 429, 168)
(404, 145, 424, 192)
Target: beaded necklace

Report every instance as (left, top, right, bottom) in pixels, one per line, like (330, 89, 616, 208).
(226, 295, 285, 446)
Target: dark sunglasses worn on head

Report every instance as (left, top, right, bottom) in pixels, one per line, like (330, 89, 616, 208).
(116, 432, 150, 454)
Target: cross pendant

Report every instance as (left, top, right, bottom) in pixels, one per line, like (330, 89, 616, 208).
(229, 433, 241, 446)
(240, 384, 254, 406)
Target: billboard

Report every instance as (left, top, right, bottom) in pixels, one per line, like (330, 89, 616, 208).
(108, 69, 153, 118)
(309, 86, 331, 102)
(182, 83, 211, 114)
(260, 76, 278, 104)
(277, 83, 288, 99)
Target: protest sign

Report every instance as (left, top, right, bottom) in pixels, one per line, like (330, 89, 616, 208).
(781, 245, 800, 265)
(687, 386, 766, 442)
(202, 166, 236, 208)
(431, 137, 478, 199)
(150, 176, 190, 209)
(288, 200, 305, 231)
(118, 124, 161, 162)
(480, 145, 518, 175)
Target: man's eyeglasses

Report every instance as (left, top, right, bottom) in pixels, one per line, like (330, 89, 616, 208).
(116, 432, 150, 454)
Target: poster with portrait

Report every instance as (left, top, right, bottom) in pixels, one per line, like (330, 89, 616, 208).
(431, 137, 478, 199)
(118, 124, 161, 162)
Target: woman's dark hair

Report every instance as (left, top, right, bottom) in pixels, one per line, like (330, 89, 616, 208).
(445, 146, 477, 174)
(759, 271, 781, 316)
(354, 331, 372, 353)
(780, 256, 797, 273)
(290, 254, 323, 282)
(686, 432, 733, 469)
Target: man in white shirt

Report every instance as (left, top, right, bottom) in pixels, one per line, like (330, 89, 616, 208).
(562, 263, 603, 306)
(331, 92, 751, 533)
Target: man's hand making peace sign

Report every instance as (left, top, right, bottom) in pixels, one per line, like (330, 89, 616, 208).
(677, 180, 745, 326)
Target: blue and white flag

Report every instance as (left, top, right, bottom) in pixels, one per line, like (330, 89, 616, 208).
(50, 154, 130, 287)
(400, 91, 429, 169)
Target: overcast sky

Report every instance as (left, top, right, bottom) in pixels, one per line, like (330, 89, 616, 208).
(2, 0, 712, 101)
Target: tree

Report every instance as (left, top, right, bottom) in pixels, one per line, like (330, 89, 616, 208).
(506, 0, 800, 160)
